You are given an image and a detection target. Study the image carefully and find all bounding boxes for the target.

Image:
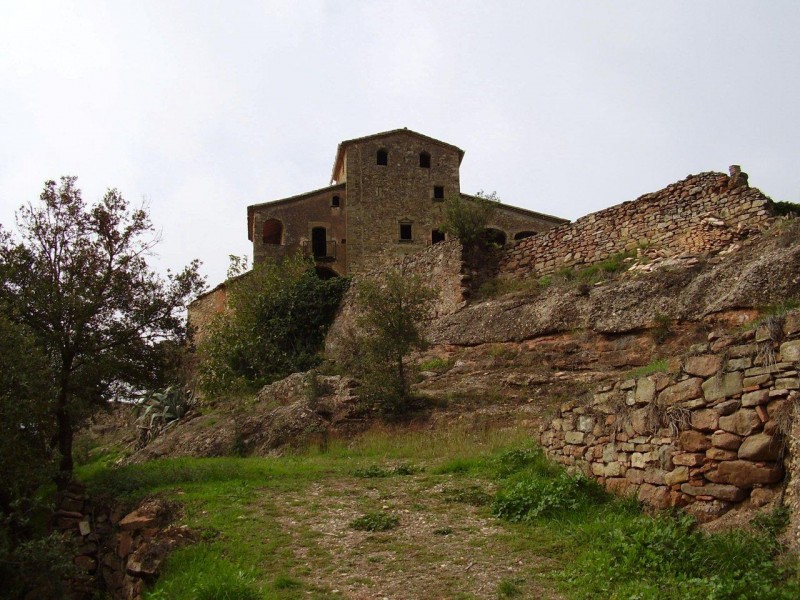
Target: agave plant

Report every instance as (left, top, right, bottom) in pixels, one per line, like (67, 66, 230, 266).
(134, 385, 195, 448)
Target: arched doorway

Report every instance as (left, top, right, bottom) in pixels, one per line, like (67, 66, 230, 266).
(483, 228, 507, 247)
(314, 266, 339, 280)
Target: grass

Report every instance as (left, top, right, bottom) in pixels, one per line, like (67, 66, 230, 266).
(626, 358, 670, 379)
(76, 423, 799, 599)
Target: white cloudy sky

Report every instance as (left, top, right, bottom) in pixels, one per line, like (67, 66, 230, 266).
(1, 1, 798, 287)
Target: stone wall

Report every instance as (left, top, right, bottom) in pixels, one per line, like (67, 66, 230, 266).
(499, 168, 773, 279)
(540, 311, 800, 522)
(325, 239, 469, 357)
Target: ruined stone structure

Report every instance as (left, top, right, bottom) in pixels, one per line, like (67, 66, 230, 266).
(499, 167, 773, 279)
(247, 128, 567, 277)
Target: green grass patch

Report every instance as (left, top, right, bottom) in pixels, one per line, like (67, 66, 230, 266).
(418, 357, 454, 372)
(626, 358, 670, 379)
(350, 512, 400, 532)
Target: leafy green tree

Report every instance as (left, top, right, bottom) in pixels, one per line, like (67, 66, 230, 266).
(0, 176, 205, 485)
(440, 190, 500, 248)
(352, 269, 437, 414)
(197, 256, 349, 396)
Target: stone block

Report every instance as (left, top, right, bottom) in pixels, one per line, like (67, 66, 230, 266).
(737, 433, 781, 461)
(714, 399, 740, 415)
(742, 374, 771, 388)
(702, 372, 743, 402)
(683, 355, 721, 377)
(679, 430, 711, 452)
(564, 431, 585, 445)
(775, 377, 799, 390)
(577, 415, 596, 433)
(706, 447, 737, 460)
(726, 357, 752, 371)
(718, 409, 761, 436)
(711, 431, 742, 450)
(604, 462, 623, 477)
(626, 468, 645, 484)
(690, 409, 719, 431)
(672, 452, 706, 467)
(705, 460, 784, 488)
(638, 483, 672, 509)
(659, 378, 703, 405)
(680, 483, 747, 502)
(664, 466, 690, 486)
(635, 377, 656, 404)
(741, 390, 769, 407)
(780, 340, 800, 362)
(643, 468, 667, 485)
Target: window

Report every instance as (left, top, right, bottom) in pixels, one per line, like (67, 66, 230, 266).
(399, 223, 413, 241)
(419, 151, 431, 168)
(262, 218, 283, 245)
(376, 148, 388, 166)
(433, 185, 444, 200)
(514, 231, 536, 240)
(431, 229, 445, 244)
(331, 195, 340, 207)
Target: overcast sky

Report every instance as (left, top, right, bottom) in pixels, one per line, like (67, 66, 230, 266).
(1, 1, 798, 288)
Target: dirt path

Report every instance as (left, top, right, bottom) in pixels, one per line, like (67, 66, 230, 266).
(252, 470, 562, 600)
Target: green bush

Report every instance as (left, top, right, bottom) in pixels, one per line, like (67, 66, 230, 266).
(197, 256, 349, 396)
(493, 471, 606, 522)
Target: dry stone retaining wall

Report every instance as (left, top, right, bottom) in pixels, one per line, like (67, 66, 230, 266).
(500, 168, 773, 279)
(540, 311, 800, 522)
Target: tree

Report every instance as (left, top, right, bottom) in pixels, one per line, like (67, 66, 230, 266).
(439, 190, 500, 248)
(0, 177, 205, 485)
(197, 255, 350, 396)
(352, 268, 437, 414)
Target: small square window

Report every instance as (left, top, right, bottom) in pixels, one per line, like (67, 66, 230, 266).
(433, 185, 444, 199)
(331, 195, 340, 207)
(377, 149, 388, 166)
(400, 223, 412, 241)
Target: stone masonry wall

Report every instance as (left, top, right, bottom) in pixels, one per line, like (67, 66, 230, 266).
(540, 311, 800, 523)
(500, 168, 773, 279)
(325, 239, 468, 357)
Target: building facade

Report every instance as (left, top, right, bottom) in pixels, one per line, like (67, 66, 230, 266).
(247, 128, 567, 276)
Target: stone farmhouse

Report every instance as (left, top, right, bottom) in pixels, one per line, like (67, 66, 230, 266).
(247, 128, 567, 277)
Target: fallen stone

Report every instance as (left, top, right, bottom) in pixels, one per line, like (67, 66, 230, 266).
(685, 500, 732, 523)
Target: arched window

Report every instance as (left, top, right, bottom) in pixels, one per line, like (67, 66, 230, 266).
(419, 151, 431, 168)
(262, 219, 283, 245)
(376, 148, 388, 166)
(331, 195, 340, 207)
(514, 231, 536, 241)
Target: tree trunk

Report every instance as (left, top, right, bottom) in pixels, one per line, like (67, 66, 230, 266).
(55, 382, 73, 489)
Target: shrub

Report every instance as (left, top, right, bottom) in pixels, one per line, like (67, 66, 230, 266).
(493, 472, 606, 522)
(439, 191, 499, 248)
(197, 256, 349, 396)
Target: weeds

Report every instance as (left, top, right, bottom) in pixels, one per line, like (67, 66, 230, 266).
(652, 312, 674, 344)
(418, 357, 454, 373)
(493, 472, 606, 522)
(350, 512, 400, 532)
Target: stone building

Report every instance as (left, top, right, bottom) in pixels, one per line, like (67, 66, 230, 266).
(247, 128, 567, 276)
